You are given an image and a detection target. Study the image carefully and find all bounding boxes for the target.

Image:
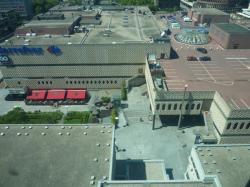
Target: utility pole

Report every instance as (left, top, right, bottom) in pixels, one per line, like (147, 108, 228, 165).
(178, 84, 188, 129)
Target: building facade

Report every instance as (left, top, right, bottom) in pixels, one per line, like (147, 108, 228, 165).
(209, 23, 250, 49)
(0, 0, 33, 18)
(196, 0, 236, 11)
(0, 43, 170, 90)
(145, 56, 250, 143)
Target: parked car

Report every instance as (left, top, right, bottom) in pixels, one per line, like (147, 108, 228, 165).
(199, 56, 211, 61)
(187, 56, 198, 61)
(196, 47, 208, 54)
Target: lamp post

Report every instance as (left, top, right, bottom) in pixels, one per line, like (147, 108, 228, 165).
(178, 84, 188, 129)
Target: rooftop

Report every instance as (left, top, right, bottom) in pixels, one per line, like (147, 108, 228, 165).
(101, 181, 216, 187)
(19, 12, 81, 28)
(2, 7, 162, 45)
(195, 144, 250, 187)
(0, 124, 113, 187)
(161, 49, 250, 109)
(191, 8, 229, 16)
(213, 23, 250, 34)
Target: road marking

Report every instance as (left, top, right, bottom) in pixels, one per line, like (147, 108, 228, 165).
(240, 99, 250, 109)
(226, 57, 248, 60)
(230, 98, 240, 109)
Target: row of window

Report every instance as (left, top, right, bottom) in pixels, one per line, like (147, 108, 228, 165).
(18, 80, 120, 85)
(38, 81, 52, 85)
(65, 80, 118, 84)
(226, 122, 250, 130)
(156, 103, 201, 111)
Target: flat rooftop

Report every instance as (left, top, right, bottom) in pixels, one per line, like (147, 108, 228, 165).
(19, 12, 81, 28)
(195, 144, 250, 187)
(191, 8, 229, 16)
(161, 49, 250, 109)
(2, 7, 161, 45)
(0, 124, 113, 187)
(213, 23, 250, 34)
(101, 181, 216, 187)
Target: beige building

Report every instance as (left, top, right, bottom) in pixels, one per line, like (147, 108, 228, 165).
(188, 8, 229, 26)
(100, 144, 250, 187)
(145, 54, 250, 144)
(209, 23, 250, 49)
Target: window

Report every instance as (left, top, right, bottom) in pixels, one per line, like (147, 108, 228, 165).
(107, 80, 109, 84)
(156, 104, 160, 110)
(70, 81, 72, 84)
(17, 81, 21, 85)
(94, 81, 97, 84)
(99, 80, 101, 84)
(162, 104, 166, 110)
(86, 81, 89, 84)
(50, 81, 52, 84)
(78, 81, 81, 84)
(110, 80, 113, 84)
(82, 81, 85, 84)
(196, 103, 201, 110)
(168, 104, 171, 110)
(46, 81, 48, 84)
(74, 81, 77, 84)
(226, 122, 231, 129)
(90, 80, 93, 84)
(240, 122, 244, 129)
(246, 123, 250, 129)
(114, 80, 117, 84)
(185, 103, 189, 110)
(233, 122, 238, 129)
(42, 81, 44, 84)
(179, 104, 182, 110)
(138, 68, 143, 73)
(38, 81, 40, 84)
(174, 103, 177, 110)
(103, 80, 105, 84)
(191, 103, 195, 110)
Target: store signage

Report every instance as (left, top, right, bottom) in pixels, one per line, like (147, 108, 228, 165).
(47, 45, 61, 55)
(0, 55, 10, 64)
(0, 47, 43, 54)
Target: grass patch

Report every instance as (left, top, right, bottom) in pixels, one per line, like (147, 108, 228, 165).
(0, 108, 63, 124)
(64, 111, 91, 124)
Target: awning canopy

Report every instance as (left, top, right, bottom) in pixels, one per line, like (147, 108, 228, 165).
(66, 89, 86, 100)
(26, 90, 47, 100)
(46, 89, 66, 100)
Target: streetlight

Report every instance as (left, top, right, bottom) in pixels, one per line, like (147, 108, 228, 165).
(178, 84, 188, 129)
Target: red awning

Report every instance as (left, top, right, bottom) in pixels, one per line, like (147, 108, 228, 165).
(26, 90, 47, 100)
(66, 89, 86, 100)
(46, 89, 66, 100)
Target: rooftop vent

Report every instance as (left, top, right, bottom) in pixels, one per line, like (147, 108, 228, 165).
(61, 126, 65, 129)
(24, 133, 29, 136)
(66, 132, 70, 136)
(29, 126, 32, 129)
(84, 132, 87, 135)
(41, 132, 46, 136)
(0, 132, 5, 136)
(17, 133, 21, 136)
(5, 126, 9, 129)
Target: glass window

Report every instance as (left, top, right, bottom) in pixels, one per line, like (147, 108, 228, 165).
(185, 103, 189, 110)
(156, 104, 160, 110)
(191, 103, 195, 110)
(114, 80, 117, 84)
(246, 122, 250, 129)
(82, 81, 85, 84)
(50, 81, 52, 84)
(197, 103, 201, 110)
(226, 122, 231, 129)
(240, 122, 244, 129)
(168, 104, 171, 110)
(162, 104, 165, 110)
(179, 104, 182, 110)
(174, 103, 177, 110)
(38, 81, 40, 84)
(233, 123, 238, 129)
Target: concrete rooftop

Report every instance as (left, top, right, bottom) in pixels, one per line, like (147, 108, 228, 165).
(1, 7, 161, 46)
(195, 144, 250, 187)
(0, 124, 113, 187)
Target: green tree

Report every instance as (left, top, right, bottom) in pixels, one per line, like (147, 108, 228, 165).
(111, 108, 118, 125)
(121, 80, 127, 101)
